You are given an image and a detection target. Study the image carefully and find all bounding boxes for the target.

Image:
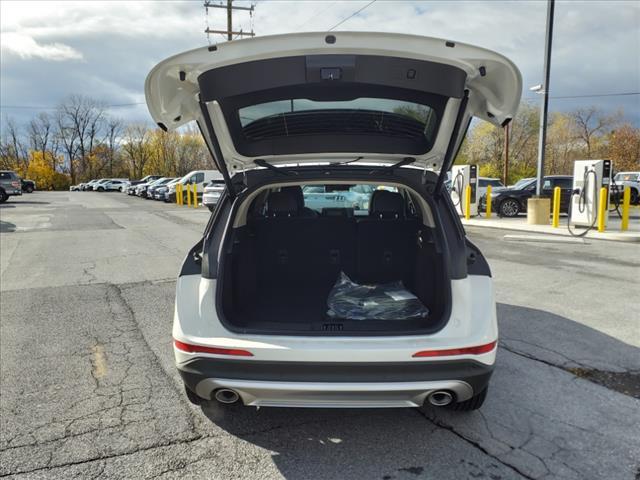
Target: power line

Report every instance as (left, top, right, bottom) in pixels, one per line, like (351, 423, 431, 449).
(327, 0, 377, 32)
(296, 1, 338, 30)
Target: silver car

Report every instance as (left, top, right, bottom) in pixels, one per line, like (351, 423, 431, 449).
(202, 180, 226, 211)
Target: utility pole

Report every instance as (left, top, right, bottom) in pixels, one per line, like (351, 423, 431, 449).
(503, 122, 510, 186)
(204, 1, 255, 40)
(535, 0, 555, 196)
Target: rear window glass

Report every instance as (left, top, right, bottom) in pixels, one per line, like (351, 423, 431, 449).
(239, 98, 438, 143)
(302, 184, 398, 216)
(554, 178, 573, 188)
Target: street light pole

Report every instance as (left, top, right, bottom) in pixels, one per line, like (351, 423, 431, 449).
(535, 0, 555, 196)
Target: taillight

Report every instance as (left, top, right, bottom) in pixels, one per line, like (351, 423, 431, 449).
(174, 339, 253, 357)
(412, 341, 497, 358)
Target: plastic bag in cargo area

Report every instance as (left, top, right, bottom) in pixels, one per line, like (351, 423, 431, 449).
(327, 272, 429, 321)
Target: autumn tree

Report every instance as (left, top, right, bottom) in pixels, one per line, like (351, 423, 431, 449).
(28, 112, 58, 171)
(570, 107, 622, 158)
(121, 125, 153, 178)
(607, 125, 640, 171)
(458, 103, 539, 184)
(57, 95, 106, 180)
(0, 117, 28, 172)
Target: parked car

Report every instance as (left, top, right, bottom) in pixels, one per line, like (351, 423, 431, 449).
(202, 176, 226, 211)
(488, 175, 573, 217)
(478, 177, 505, 198)
(21, 179, 36, 193)
(0, 170, 23, 203)
(126, 175, 163, 195)
(136, 177, 169, 198)
(83, 179, 100, 191)
(166, 170, 220, 204)
(154, 178, 180, 201)
(101, 179, 128, 191)
(611, 171, 640, 205)
(87, 179, 109, 191)
(146, 177, 175, 199)
(146, 32, 521, 411)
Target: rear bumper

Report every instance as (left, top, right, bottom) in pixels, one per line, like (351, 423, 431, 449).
(178, 357, 493, 408)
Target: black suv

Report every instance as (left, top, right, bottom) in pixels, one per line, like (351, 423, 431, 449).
(490, 176, 573, 217)
(22, 179, 36, 193)
(0, 170, 23, 203)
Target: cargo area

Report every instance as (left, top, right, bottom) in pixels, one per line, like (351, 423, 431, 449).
(218, 185, 449, 334)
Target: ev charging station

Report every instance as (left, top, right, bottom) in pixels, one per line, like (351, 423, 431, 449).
(569, 159, 612, 229)
(450, 164, 478, 217)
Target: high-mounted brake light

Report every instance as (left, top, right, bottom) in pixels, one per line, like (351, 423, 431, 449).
(174, 340, 253, 357)
(412, 341, 497, 358)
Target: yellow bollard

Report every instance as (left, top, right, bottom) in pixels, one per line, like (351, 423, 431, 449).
(552, 186, 561, 228)
(186, 184, 191, 207)
(597, 187, 607, 232)
(193, 183, 198, 209)
(621, 186, 630, 231)
(464, 184, 471, 220)
(176, 183, 182, 205)
(485, 185, 492, 218)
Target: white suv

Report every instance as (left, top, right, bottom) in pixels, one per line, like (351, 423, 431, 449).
(146, 32, 521, 411)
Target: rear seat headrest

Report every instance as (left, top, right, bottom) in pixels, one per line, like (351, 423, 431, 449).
(369, 190, 405, 219)
(267, 190, 299, 217)
(280, 186, 305, 212)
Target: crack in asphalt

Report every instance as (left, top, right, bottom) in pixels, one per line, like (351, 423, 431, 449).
(415, 409, 536, 480)
(0, 278, 177, 294)
(1, 411, 377, 478)
(0, 435, 207, 478)
(499, 342, 639, 399)
(107, 283, 200, 433)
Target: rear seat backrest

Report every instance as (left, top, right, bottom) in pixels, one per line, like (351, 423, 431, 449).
(357, 191, 418, 283)
(255, 189, 355, 286)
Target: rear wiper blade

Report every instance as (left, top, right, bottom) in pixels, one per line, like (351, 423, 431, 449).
(254, 159, 298, 176)
(370, 157, 416, 174)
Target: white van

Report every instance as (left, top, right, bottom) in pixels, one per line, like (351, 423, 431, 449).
(168, 170, 220, 203)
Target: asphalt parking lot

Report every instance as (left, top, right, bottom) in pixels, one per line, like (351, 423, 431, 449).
(1, 191, 638, 480)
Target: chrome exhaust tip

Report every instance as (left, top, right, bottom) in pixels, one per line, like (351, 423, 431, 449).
(427, 390, 453, 407)
(214, 388, 240, 404)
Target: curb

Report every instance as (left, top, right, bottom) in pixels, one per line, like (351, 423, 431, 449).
(503, 234, 587, 244)
(462, 221, 640, 243)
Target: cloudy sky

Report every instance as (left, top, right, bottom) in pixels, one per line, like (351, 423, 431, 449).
(1, 0, 639, 129)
